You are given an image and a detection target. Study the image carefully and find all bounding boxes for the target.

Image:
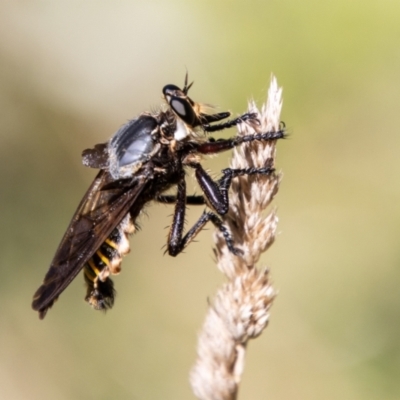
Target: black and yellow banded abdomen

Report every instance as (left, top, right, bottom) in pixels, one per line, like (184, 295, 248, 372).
(84, 214, 135, 310)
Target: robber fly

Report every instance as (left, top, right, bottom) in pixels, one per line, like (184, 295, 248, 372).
(32, 75, 285, 319)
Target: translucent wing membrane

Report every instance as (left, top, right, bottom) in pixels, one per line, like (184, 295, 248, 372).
(32, 171, 148, 318)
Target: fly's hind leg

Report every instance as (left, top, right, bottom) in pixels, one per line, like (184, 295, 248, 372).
(166, 179, 241, 256)
(191, 162, 275, 216)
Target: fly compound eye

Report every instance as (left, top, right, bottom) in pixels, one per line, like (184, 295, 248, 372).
(170, 96, 199, 127)
(170, 97, 188, 119)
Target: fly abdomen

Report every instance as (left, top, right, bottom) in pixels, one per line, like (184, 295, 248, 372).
(84, 214, 135, 311)
(84, 260, 115, 310)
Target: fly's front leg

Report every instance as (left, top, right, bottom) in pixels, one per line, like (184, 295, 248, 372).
(200, 111, 231, 124)
(203, 112, 256, 133)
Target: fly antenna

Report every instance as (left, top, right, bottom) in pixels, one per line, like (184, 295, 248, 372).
(183, 71, 194, 94)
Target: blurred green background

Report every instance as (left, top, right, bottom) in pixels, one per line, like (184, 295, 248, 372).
(1, 1, 400, 399)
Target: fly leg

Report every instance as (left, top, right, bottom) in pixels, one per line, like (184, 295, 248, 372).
(157, 194, 205, 205)
(203, 112, 256, 132)
(167, 163, 275, 256)
(167, 179, 240, 256)
(192, 162, 275, 216)
(194, 128, 285, 155)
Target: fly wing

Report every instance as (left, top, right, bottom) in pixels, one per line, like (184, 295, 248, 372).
(32, 170, 148, 318)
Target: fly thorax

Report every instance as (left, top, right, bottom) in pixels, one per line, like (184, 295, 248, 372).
(108, 116, 159, 180)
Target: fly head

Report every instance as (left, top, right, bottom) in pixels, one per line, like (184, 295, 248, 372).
(163, 83, 201, 129)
